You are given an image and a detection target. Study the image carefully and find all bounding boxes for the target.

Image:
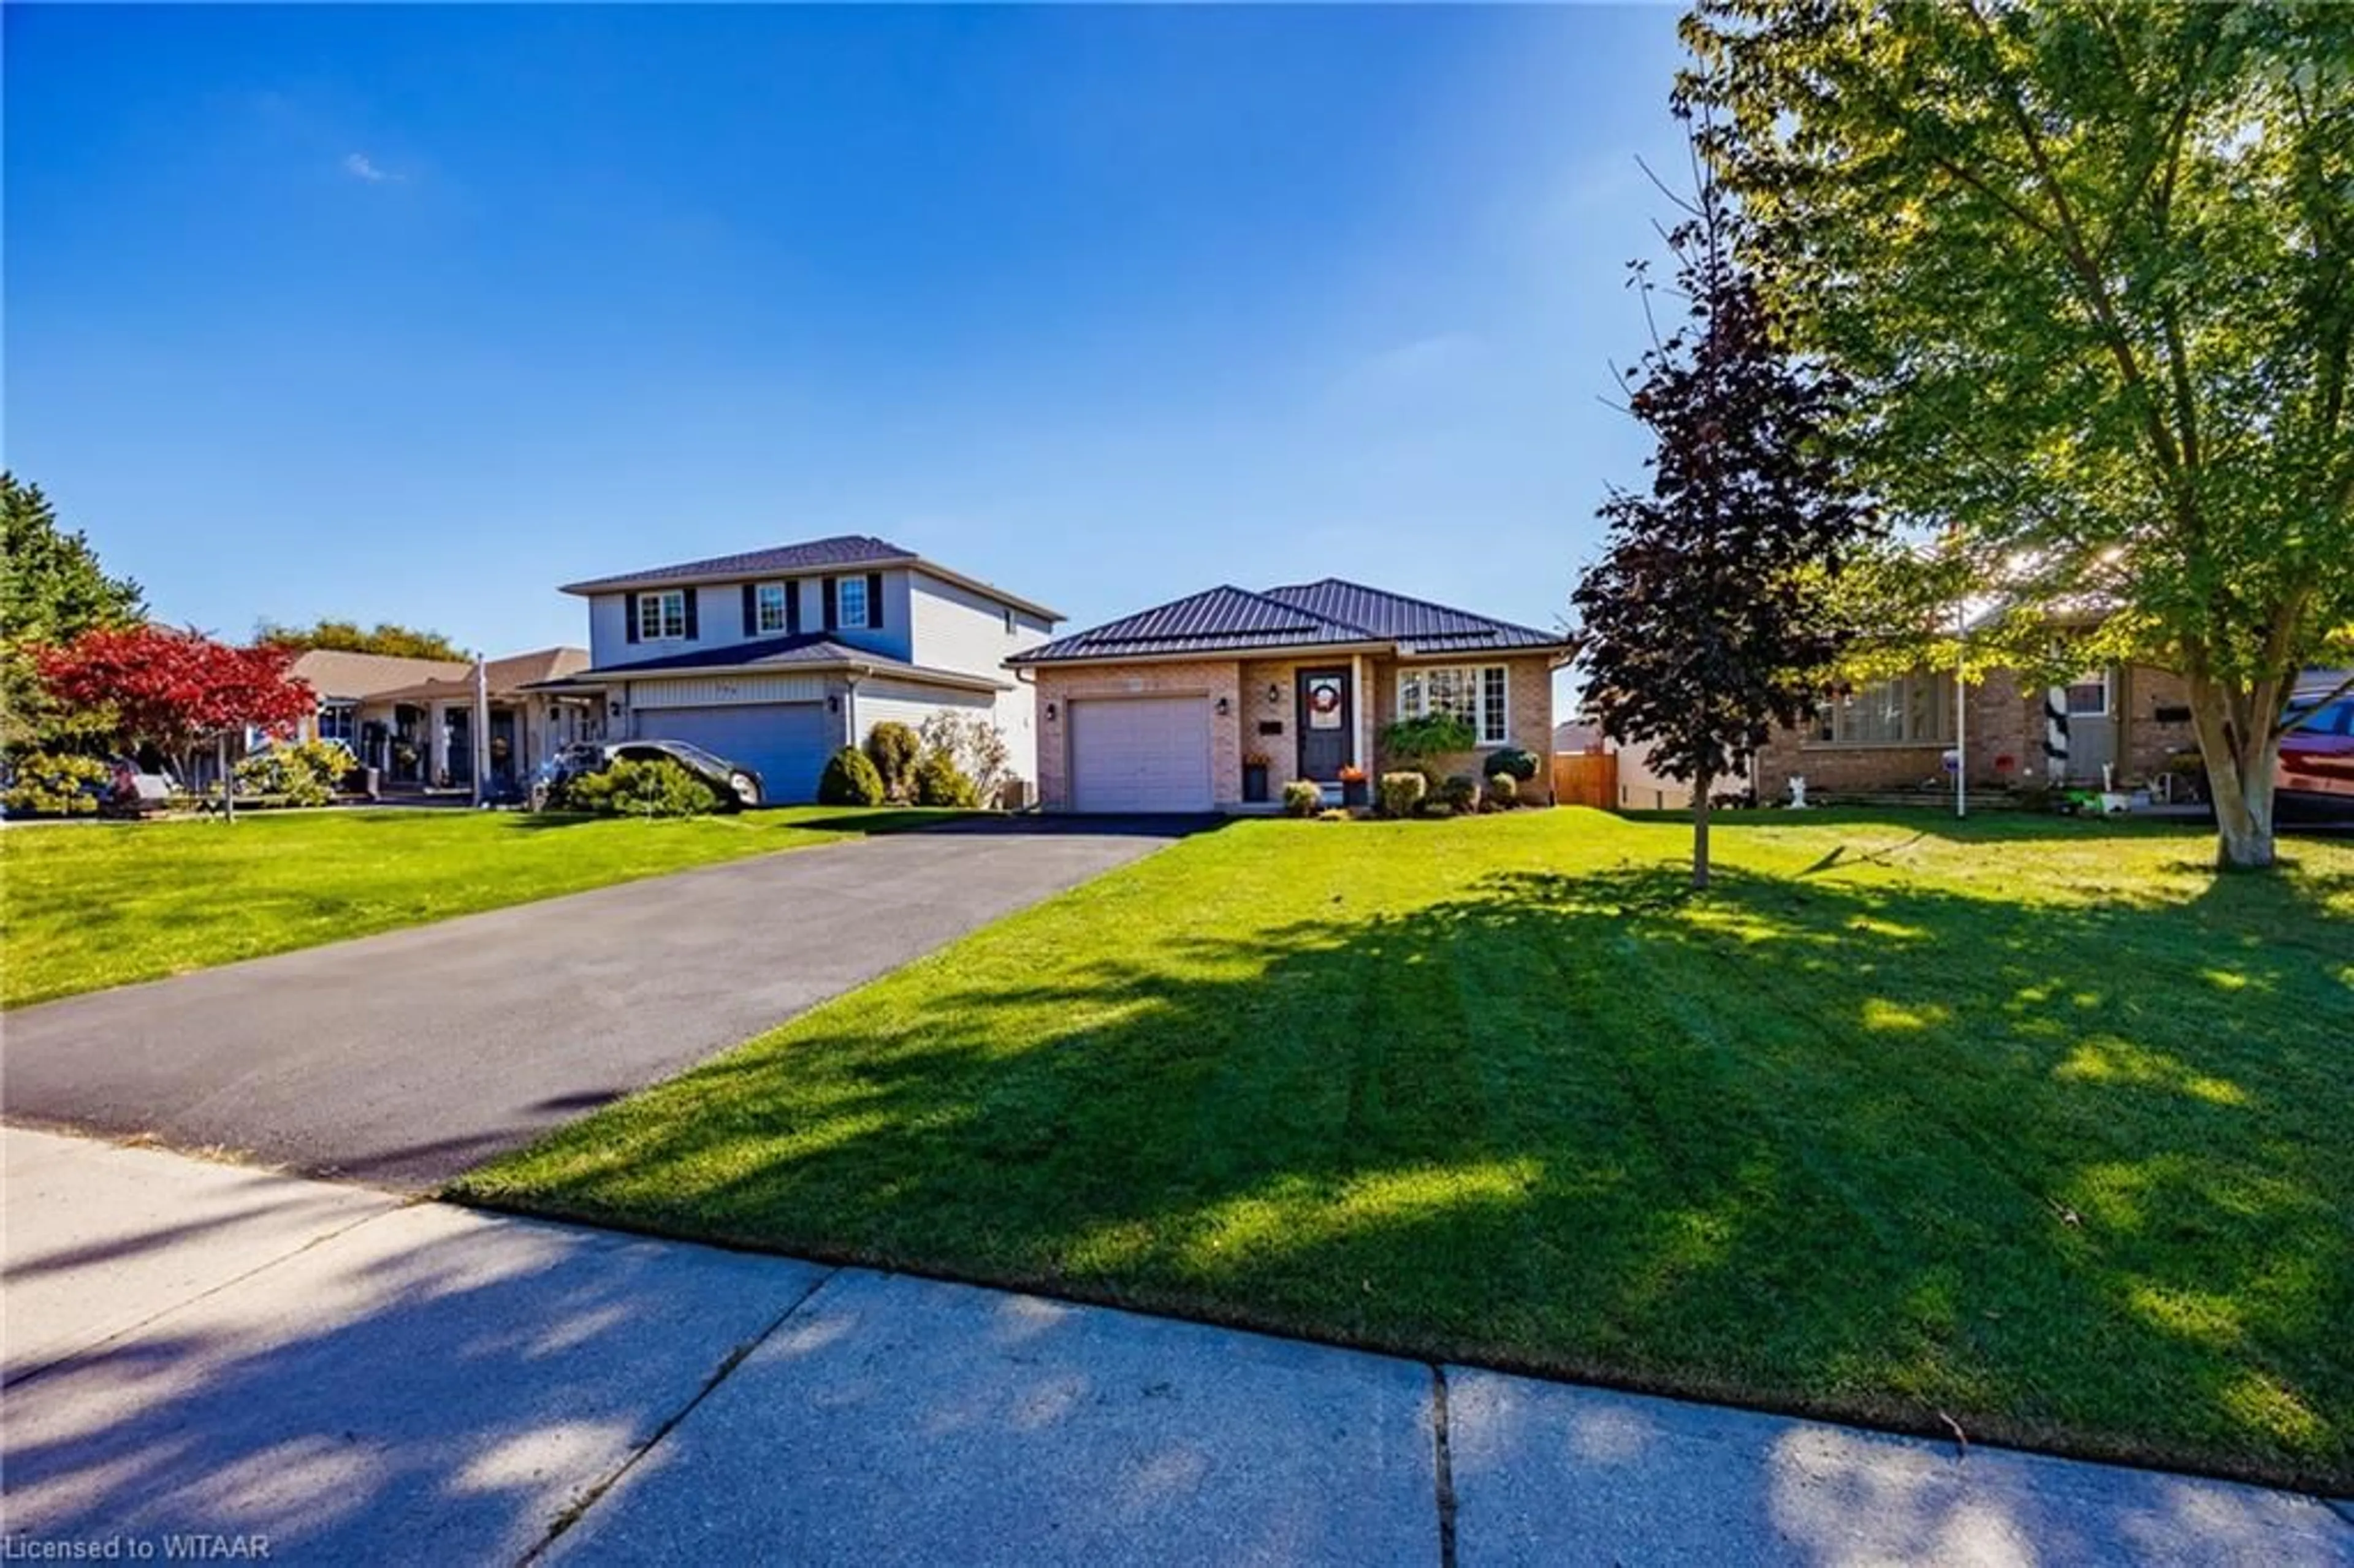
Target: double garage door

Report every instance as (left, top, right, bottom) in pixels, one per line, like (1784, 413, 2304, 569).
(1069, 696, 1212, 813)
(641, 703, 835, 804)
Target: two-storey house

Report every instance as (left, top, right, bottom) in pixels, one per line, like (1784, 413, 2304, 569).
(556, 536, 1061, 802)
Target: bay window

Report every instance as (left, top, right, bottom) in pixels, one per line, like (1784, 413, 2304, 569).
(1397, 664, 1510, 746)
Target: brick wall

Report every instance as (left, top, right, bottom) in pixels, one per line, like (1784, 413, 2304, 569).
(1367, 653, 1558, 800)
(2122, 666, 2200, 778)
(1031, 660, 1243, 808)
(1752, 663, 2195, 800)
(1238, 658, 1303, 782)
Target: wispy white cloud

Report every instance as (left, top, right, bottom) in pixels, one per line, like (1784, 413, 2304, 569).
(1328, 331, 1487, 406)
(342, 152, 399, 184)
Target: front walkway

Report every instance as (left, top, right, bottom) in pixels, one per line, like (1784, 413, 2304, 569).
(2, 1128, 2344, 1566)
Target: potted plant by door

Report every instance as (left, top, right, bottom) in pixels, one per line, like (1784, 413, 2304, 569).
(1242, 750, 1271, 804)
(1339, 764, 1368, 809)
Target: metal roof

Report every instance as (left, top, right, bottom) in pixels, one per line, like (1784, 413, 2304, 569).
(1011, 578, 1570, 665)
(560, 536, 917, 594)
(1265, 580, 1561, 649)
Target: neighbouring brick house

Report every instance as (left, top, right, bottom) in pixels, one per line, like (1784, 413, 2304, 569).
(1751, 661, 2202, 802)
(1007, 580, 1571, 812)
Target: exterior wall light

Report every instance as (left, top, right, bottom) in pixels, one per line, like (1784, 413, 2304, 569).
(1215, 696, 1231, 717)
(1045, 701, 1059, 722)
(1266, 683, 1282, 706)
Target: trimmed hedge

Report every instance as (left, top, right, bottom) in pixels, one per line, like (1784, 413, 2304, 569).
(1378, 771, 1428, 818)
(234, 739, 356, 807)
(914, 749, 980, 807)
(818, 746, 887, 807)
(865, 722, 921, 802)
(565, 758, 720, 817)
(2, 752, 110, 816)
(1484, 747, 1540, 783)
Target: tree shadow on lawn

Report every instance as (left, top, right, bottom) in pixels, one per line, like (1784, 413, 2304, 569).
(463, 853, 2354, 1491)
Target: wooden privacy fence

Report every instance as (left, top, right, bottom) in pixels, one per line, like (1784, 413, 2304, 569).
(1550, 752, 1617, 809)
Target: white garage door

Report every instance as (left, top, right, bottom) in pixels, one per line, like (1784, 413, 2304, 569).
(641, 704, 836, 804)
(1070, 696, 1213, 813)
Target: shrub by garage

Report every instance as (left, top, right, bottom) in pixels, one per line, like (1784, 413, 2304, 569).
(566, 758, 720, 817)
(818, 746, 886, 807)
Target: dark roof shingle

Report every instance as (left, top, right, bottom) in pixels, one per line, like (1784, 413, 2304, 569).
(1010, 577, 1567, 664)
(561, 535, 916, 594)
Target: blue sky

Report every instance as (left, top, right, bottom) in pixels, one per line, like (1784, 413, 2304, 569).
(7, 4, 1691, 696)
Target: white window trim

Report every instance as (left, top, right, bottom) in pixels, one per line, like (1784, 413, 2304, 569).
(316, 702, 356, 744)
(755, 582, 790, 635)
(837, 576, 870, 630)
(1395, 663, 1510, 747)
(636, 590, 687, 642)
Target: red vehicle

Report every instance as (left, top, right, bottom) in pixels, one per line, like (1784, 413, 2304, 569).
(2279, 674, 2354, 818)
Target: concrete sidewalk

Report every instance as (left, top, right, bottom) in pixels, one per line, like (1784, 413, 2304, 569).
(2, 1127, 2346, 1566)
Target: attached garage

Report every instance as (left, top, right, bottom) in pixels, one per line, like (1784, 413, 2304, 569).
(639, 702, 836, 804)
(1068, 696, 1213, 813)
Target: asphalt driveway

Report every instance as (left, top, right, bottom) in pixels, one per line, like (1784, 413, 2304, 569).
(0, 816, 1197, 1188)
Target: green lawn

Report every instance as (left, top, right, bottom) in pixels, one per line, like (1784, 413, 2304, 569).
(459, 809, 2354, 1490)
(0, 807, 954, 1008)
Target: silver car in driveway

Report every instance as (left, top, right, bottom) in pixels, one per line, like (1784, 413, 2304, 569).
(538, 740, 764, 810)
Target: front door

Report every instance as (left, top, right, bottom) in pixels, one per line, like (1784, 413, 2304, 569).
(2060, 669, 2117, 785)
(489, 709, 519, 785)
(443, 707, 472, 786)
(1295, 668, 1353, 781)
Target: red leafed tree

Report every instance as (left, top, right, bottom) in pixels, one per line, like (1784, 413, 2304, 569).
(36, 626, 314, 772)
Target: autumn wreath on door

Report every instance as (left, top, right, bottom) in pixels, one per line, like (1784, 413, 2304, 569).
(1306, 676, 1344, 729)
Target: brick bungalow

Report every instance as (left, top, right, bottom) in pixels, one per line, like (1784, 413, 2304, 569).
(1751, 661, 2202, 802)
(1007, 580, 1571, 812)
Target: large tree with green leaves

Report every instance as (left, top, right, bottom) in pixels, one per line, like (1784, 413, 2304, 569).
(1, 474, 147, 753)
(256, 618, 467, 662)
(1680, 0, 2354, 869)
(1574, 133, 1871, 889)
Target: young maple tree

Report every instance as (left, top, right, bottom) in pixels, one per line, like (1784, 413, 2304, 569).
(36, 625, 314, 793)
(1573, 129, 1872, 889)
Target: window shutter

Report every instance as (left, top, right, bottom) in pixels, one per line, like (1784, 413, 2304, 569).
(683, 587, 699, 639)
(788, 582, 803, 635)
(822, 577, 838, 631)
(866, 572, 884, 630)
(742, 583, 756, 635)
(625, 596, 640, 644)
